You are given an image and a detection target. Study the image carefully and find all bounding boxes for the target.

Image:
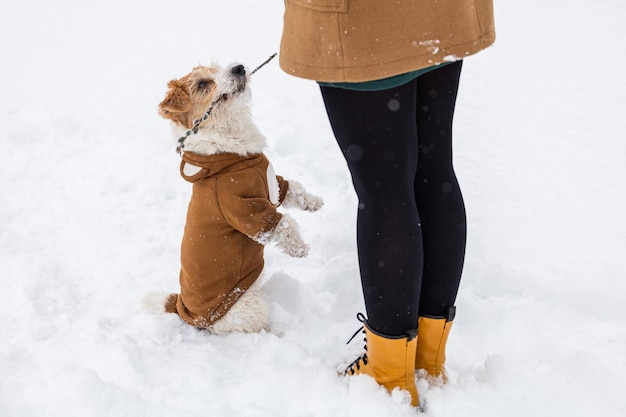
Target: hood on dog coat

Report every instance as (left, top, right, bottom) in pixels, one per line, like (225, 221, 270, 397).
(170, 151, 289, 329)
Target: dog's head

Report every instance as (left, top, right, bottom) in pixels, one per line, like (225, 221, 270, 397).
(159, 63, 265, 156)
(159, 63, 250, 129)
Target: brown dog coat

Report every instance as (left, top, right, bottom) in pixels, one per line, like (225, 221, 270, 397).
(165, 151, 288, 328)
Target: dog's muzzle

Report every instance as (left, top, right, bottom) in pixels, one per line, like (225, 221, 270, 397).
(230, 64, 247, 94)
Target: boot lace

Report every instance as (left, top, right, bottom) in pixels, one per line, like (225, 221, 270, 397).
(343, 313, 368, 376)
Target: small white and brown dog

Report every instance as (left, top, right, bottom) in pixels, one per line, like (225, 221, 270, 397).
(143, 62, 322, 334)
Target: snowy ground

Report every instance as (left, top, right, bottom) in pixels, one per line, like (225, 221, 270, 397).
(1, 1, 625, 416)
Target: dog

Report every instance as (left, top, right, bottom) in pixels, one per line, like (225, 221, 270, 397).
(144, 62, 323, 334)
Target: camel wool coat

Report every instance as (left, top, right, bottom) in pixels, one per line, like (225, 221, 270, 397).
(279, 0, 495, 82)
(169, 152, 288, 328)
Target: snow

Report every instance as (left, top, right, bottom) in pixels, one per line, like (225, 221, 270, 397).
(1, 1, 625, 416)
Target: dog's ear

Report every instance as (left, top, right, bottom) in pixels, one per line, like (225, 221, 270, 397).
(159, 80, 194, 127)
(159, 80, 192, 116)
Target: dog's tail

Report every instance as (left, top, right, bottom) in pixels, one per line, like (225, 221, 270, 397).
(142, 292, 178, 314)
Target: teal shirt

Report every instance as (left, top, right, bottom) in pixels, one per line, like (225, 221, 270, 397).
(318, 62, 452, 91)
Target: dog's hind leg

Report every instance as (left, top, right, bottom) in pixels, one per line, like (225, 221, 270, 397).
(207, 281, 270, 334)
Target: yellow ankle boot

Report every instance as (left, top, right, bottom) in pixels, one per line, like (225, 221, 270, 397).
(415, 307, 455, 383)
(344, 316, 419, 407)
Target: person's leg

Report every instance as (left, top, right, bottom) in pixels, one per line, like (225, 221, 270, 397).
(413, 61, 466, 318)
(411, 61, 464, 382)
(320, 81, 422, 336)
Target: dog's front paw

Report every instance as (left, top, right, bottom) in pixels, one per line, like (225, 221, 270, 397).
(279, 240, 310, 258)
(283, 180, 324, 212)
(300, 193, 324, 212)
(272, 213, 310, 258)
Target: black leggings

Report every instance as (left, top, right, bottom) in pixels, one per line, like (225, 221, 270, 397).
(320, 61, 466, 336)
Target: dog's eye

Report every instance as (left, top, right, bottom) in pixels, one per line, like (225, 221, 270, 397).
(198, 80, 213, 89)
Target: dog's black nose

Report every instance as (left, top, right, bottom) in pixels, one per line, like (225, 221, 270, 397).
(231, 65, 245, 77)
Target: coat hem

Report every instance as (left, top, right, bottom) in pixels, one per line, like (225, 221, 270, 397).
(280, 32, 495, 83)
